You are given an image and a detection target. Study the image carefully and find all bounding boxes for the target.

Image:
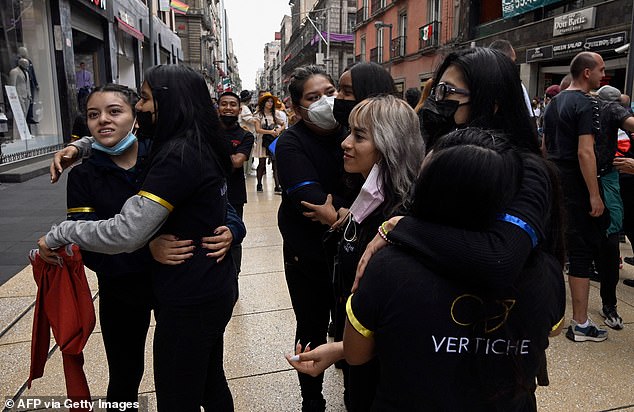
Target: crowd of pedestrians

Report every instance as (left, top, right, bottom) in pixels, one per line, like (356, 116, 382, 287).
(37, 43, 634, 411)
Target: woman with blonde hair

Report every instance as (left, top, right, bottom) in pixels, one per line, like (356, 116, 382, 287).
(299, 94, 423, 410)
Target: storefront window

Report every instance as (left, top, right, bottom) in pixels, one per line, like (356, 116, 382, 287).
(0, 0, 61, 161)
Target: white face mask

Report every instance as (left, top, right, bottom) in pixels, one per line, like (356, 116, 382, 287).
(302, 95, 338, 130)
(349, 163, 384, 224)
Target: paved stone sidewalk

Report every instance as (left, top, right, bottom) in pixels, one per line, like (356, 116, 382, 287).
(2, 172, 634, 411)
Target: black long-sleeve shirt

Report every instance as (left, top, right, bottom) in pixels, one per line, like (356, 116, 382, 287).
(388, 154, 553, 290)
(276, 120, 358, 260)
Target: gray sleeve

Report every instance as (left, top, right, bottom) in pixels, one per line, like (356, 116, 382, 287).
(45, 195, 169, 254)
(68, 136, 95, 159)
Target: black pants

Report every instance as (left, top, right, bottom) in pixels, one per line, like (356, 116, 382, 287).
(153, 294, 236, 412)
(557, 163, 607, 276)
(231, 203, 244, 275)
(620, 175, 634, 243)
(283, 244, 333, 404)
(99, 287, 152, 412)
(596, 232, 620, 307)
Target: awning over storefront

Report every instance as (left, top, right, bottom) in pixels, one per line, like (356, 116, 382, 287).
(116, 17, 144, 41)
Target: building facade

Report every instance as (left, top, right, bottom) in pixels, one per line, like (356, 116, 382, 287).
(0, 0, 181, 164)
(354, 0, 456, 95)
(460, 0, 632, 99)
(282, 0, 356, 91)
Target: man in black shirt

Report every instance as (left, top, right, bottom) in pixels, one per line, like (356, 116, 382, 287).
(592, 85, 634, 329)
(543, 51, 608, 342)
(218, 92, 254, 275)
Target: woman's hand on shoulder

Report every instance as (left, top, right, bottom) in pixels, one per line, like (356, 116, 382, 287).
(149, 234, 195, 265)
(50, 145, 80, 184)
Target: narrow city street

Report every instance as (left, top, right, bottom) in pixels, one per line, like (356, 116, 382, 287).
(1, 169, 634, 411)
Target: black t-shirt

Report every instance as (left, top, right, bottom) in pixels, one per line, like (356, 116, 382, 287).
(596, 101, 632, 175)
(224, 124, 254, 206)
(544, 90, 600, 163)
(67, 145, 153, 303)
(141, 137, 236, 305)
(348, 246, 565, 411)
(276, 120, 357, 260)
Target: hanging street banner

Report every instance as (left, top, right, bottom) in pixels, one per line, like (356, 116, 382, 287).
(502, 0, 561, 19)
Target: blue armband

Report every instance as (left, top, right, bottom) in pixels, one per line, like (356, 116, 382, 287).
(497, 213, 538, 248)
(286, 180, 318, 194)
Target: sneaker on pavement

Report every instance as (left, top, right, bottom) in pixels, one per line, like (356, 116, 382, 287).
(624, 279, 634, 287)
(624, 256, 634, 266)
(256, 183, 263, 192)
(565, 318, 608, 342)
(600, 305, 624, 330)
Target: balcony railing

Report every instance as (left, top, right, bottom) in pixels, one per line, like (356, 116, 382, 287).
(371, 0, 386, 16)
(419, 21, 441, 51)
(356, 7, 367, 24)
(370, 47, 379, 63)
(390, 36, 406, 59)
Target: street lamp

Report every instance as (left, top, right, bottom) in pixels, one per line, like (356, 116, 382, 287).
(374, 20, 393, 74)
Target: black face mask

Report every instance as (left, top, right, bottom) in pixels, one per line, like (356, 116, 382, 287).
(219, 115, 239, 127)
(420, 98, 461, 149)
(136, 110, 156, 139)
(333, 98, 358, 129)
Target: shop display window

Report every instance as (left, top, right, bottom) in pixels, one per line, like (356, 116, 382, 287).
(0, 0, 61, 162)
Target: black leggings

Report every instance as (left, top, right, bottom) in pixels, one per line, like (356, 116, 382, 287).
(257, 157, 280, 187)
(283, 245, 333, 403)
(153, 295, 236, 412)
(99, 288, 152, 412)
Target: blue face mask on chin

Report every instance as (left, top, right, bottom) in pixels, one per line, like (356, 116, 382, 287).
(91, 121, 138, 156)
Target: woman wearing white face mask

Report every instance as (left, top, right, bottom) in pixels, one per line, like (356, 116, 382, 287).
(297, 95, 423, 410)
(275, 65, 356, 412)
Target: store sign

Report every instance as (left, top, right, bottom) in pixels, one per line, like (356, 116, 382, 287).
(526, 45, 553, 63)
(553, 40, 584, 57)
(526, 32, 628, 62)
(4, 86, 32, 140)
(553, 7, 596, 37)
(583, 32, 627, 52)
(502, 0, 560, 19)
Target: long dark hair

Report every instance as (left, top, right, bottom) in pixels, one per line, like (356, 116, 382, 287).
(412, 128, 523, 230)
(257, 96, 276, 118)
(143, 64, 232, 175)
(348, 62, 396, 101)
(431, 47, 539, 154)
(416, 126, 565, 264)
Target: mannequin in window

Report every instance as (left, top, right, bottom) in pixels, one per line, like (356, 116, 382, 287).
(76, 62, 93, 111)
(8, 58, 32, 138)
(17, 47, 39, 124)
